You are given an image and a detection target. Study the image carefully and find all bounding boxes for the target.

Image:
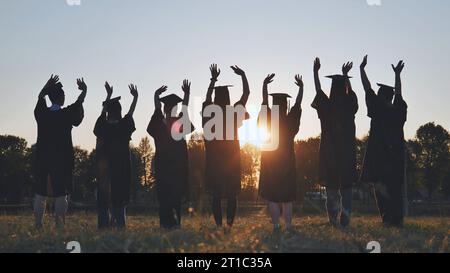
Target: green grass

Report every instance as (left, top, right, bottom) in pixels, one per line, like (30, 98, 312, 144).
(0, 209, 449, 253)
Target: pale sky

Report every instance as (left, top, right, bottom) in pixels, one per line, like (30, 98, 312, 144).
(1, 0, 449, 150)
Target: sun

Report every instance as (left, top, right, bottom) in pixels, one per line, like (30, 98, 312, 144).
(238, 122, 270, 148)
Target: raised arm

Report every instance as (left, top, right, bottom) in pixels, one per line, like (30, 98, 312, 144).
(127, 84, 138, 117)
(392, 60, 405, 97)
(154, 85, 168, 111)
(360, 55, 372, 92)
(231, 65, 250, 105)
(39, 74, 59, 99)
(182, 79, 191, 106)
(313, 57, 322, 94)
(262, 73, 275, 105)
(76, 78, 87, 103)
(206, 64, 220, 103)
(294, 74, 304, 105)
(342, 61, 354, 93)
(101, 81, 113, 115)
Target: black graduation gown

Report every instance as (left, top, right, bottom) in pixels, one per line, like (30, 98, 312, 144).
(311, 90, 358, 189)
(147, 109, 195, 203)
(360, 90, 407, 184)
(202, 101, 248, 198)
(258, 102, 302, 202)
(94, 114, 136, 207)
(34, 97, 84, 197)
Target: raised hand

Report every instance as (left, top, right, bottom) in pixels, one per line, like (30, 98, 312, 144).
(104, 81, 113, 97)
(129, 84, 138, 97)
(155, 85, 168, 96)
(295, 74, 303, 89)
(45, 74, 59, 88)
(77, 78, 87, 92)
(230, 65, 246, 76)
(392, 60, 405, 75)
(182, 79, 191, 94)
(360, 55, 368, 69)
(314, 57, 321, 73)
(264, 73, 275, 85)
(342, 61, 353, 76)
(210, 64, 221, 80)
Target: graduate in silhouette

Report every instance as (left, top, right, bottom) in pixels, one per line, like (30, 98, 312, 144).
(94, 82, 138, 230)
(202, 64, 250, 231)
(147, 80, 195, 229)
(360, 56, 407, 227)
(258, 73, 303, 232)
(34, 75, 87, 229)
(311, 58, 358, 227)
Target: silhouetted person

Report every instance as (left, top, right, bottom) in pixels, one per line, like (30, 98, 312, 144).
(311, 58, 358, 227)
(258, 73, 303, 232)
(360, 56, 407, 228)
(94, 82, 138, 230)
(202, 64, 250, 231)
(34, 75, 87, 229)
(147, 80, 195, 229)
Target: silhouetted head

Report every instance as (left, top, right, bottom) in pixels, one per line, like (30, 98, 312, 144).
(327, 75, 351, 101)
(103, 97, 122, 121)
(214, 86, 232, 107)
(270, 93, 291, 116)
(377, 83, 395, 103)
(160, 94, 183, 117)
(48, 82, 65, 106)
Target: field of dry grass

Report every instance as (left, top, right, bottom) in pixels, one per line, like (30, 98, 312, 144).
(0, 209, 449, 253)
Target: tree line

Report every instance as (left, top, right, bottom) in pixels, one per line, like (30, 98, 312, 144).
(0, 122, 449, 205)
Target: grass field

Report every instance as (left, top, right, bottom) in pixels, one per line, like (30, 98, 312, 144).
(0, 209, 449, 253)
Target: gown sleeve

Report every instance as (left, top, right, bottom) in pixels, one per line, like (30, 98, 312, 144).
(34, 97, 47, 122)
(201, 100, 213, 128)
(311, 90, 329, 119)
(233, 100, 250, 129)
(93, 113, 107, 138)
(121, 114, 136, 139)
(288, 102, 302, 137)
(347, 90, 359, 116)
(393, 94, 408, 124)
(365, 88, 379, 119)
(257, 105, 271, 130)
(147, 109, 165, 137)
(65, 100, 85, 127)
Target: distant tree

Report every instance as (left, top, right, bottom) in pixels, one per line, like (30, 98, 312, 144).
(137, 137, 154, 191)
(187, 133, 206, 209)
(0, 135, 32, 203)
(295, 137, 320, 201)
(415, 122, 450, 200)
(240, 144, 260, 201)
(130, 145, 145, 203)
(71, 146, 95, 202)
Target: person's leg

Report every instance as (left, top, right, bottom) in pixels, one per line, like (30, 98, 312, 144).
(226, 196, 237, 227)
(112, 206, 126, 230)
(326, 188, 340, 226)
(97, 207, 111, 229)
(282, 202, 293, 229)
(33, 194, 47, 229)
(388, 179, 404, 227)
(373, 183, 389, 224)
(340, 187, 353, 227)
(54, 195, 68, 229)
(268, 202, 281, 230)
(212, 196, 222, 227)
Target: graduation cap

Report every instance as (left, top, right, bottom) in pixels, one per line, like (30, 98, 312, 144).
(377, 83, 395, 98)
(270, 93, 291, 106)
(214, 85, 233, 106)
(326, 75, 352, 81)
(102, 96, 121, 107)
(160, 94, 183, 107)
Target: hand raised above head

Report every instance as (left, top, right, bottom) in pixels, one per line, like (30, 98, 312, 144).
(230, 65, 245, 76)
(264, 73, 275, 85)
(104, 81, 113, 97)
(182, 79, 191, 94)
(360, 55, 368, 69)
(128, 84, 138, 97)
(314, 57, 321, 72)
(392, 60, 405, 75)
(43, 74, 60, 90)
(295, 74, 303, 88)
(210, 63, 221, 80)
(77, 78, 87, 92)
(342, 61, 353, 76)
(155, 85, 168, 96)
